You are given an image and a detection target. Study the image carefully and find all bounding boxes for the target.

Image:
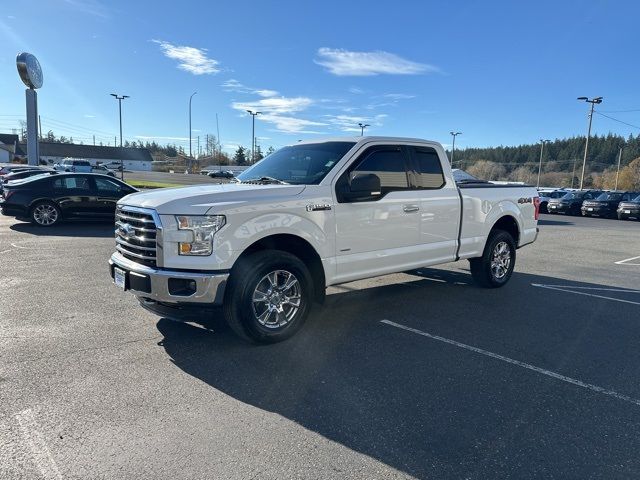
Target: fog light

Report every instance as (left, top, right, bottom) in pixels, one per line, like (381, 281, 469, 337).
(168, 278, 197, 296)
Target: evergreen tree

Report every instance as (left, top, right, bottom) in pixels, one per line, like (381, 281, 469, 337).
(234, 146, 248, 165)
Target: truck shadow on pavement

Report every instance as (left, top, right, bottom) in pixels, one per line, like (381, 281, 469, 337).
(155, 267, 640, 479)
(10, 220, 114, 237)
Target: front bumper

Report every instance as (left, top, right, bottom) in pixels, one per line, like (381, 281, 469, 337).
(547, 203, 573, 213)
(581, 206, 611, 216)
(108, 252, 228, 305)
(618, 207, 640, 219)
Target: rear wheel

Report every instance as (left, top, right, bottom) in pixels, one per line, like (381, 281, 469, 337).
(30, 201, 61, 226)
(469, 230, 516, 288)
(223, 250, 313, 343)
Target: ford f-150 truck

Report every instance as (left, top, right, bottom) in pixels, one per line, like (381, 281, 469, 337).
(109, 137, 539, 343)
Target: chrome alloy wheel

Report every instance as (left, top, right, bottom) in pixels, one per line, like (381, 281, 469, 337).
(33, 204, 58, 225)
(490, 241, 511, 280)
(251, 270, 302, 329)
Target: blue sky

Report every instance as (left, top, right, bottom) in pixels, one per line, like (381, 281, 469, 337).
(1, 0, 639, 154)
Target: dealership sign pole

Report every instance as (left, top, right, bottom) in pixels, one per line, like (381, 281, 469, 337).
(16, 53, 43, 166)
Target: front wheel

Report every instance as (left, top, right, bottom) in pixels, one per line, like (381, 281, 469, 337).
(223, 250, 314, 343)
(30, 201, 61, 226)
(469, 230, 516, 288)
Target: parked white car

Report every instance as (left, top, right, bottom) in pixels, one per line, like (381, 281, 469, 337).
(109, 137, 539, 343)
(53, 158, 92, 173)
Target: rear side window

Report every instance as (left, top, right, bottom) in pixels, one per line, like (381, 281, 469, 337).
(410, 147, 445, 189)
(349, 147, 409, 191)
(75, 161, 90, 166)
(53, 176, 91, 191)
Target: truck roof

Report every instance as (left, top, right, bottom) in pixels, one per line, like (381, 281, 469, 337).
(294, 136, 440, 146)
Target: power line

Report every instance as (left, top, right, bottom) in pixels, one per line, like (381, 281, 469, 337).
(598, 109, 640, 113)
(594, 111, 640, 130)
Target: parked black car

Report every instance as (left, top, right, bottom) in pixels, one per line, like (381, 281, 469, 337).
(581, 191, 639, 218)
(0, 164, 39, 177)
(0, 173, 137, 226)
(208, 170, 235, 179)
(617, 194, 640, 220)
(1, 168, 56, 184)
(546, 190, 602, 215)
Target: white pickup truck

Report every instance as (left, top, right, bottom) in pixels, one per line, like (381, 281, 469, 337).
(109, 137, 539, 343)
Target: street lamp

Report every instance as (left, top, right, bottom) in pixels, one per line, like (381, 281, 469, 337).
(358, 123, 370, 136)
(537, 139, 551, 188)
(247, 110, 261, 163)
(188, 91, 197, 171)
(450, 131, 462, 165)
(577, 96, 603, 190)
(110, 93, 129, 180)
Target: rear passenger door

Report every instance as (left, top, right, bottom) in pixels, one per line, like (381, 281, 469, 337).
(332, 144, 424, 282)
(407, 146, 460, 264)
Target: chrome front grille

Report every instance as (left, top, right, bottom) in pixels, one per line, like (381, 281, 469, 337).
(115, 206, 159, 268)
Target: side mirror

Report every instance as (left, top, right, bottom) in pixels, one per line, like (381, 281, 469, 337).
(343, 173, 382, 201)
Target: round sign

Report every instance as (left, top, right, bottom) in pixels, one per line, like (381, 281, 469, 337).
(16, 52, 43, 89)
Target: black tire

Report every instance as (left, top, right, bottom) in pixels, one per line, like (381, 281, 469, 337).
(617, 214, 624, 220)
(30, 201, 61, 227)
(223, 250, 314, 344)
(540, 202, 548, 214)
(469, 229, 516, 288)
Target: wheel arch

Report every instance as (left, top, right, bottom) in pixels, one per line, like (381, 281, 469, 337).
(234, 233, 326, 303)
(489, 215, 520, 246)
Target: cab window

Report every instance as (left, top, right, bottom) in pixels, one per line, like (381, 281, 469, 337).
(349, 146, 409, 190)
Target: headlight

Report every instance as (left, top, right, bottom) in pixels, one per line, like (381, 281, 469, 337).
(175, 215, 225, 256)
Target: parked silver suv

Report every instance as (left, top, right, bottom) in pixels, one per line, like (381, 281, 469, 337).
(53, 159, 93, 173)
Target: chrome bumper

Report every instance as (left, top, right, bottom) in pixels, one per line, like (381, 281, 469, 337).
(109, 252, 228, 305)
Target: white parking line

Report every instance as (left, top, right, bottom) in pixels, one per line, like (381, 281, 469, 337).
(381, 319, 640, 408)
(531, 283, 640, 306)
(615, 255, 640, 265)
(15, 409, 62, 480)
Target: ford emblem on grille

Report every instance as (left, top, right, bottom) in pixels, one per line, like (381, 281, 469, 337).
(118, 223, 135, 239)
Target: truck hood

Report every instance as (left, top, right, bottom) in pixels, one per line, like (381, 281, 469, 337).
(118, 183, 307, 214)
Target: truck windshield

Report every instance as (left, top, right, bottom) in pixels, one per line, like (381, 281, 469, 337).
(236, 142, 355, 185)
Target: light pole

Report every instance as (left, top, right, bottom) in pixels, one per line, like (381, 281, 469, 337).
(110, 93, 129, 180)
(450, 131, 462, 165)
(577, 96, 603, 190)
(358, 123, 370, 136)
(189, 91, 197, 172)
(615, 146, 623, 190)
(247, 110, 261, 163)
(537, 139, 550, 188)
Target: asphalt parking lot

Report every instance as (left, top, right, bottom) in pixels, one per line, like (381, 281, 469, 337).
(1, 213, 639, 479)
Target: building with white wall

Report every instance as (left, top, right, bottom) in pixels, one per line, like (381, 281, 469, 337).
(18, 142, 154, 171)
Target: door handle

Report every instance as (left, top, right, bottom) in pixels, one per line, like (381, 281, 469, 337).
(403, 204, 420, 213)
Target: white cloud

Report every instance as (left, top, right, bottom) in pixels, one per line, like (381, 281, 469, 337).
(222, 79, 278, 97)
(260, 115, 326, 134)
(135, 135, 189, 141)
(383, 93, 415, 99)
(153, 40, 220, 75)
(232, 97, 313, 115)
(324, 113, 387, 132)
(63, 0, 109, 18)
(349, 87, 365, 94)
(83, 114, 96, 118)
(315, 48, 437, 76)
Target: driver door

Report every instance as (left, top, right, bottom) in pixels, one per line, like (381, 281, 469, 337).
(332, 144, 424, 283)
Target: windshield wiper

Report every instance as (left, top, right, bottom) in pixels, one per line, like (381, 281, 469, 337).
(240, 176, 289, 185)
